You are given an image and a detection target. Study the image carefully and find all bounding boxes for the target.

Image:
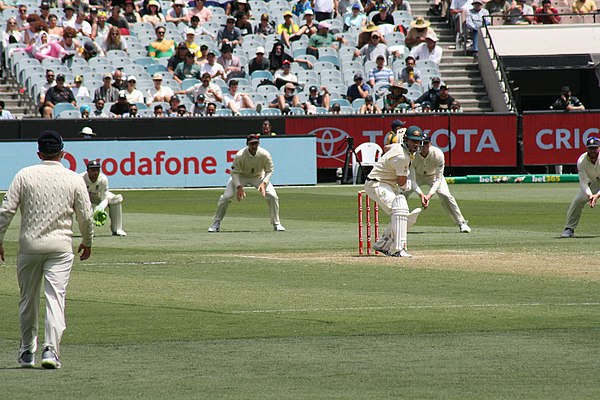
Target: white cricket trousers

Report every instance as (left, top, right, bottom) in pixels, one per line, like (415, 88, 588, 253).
(212, 176, 281, 225)
(17, 252, 74, 356)
(408, 174, 467, 226)
(565, 183, 600, 230)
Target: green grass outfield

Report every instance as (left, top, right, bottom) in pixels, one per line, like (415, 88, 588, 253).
(0, 183, 599, 399)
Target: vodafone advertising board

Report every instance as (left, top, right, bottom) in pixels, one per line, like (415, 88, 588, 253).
(0, 137, 317, 190)
(523, 112, 600, 165)
(286, 114, 517, 168)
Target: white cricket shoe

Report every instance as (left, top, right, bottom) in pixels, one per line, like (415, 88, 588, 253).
(41, 346, 61, 369)
(560, 228, 574, 238)
(18, 350, 35, 368)
(387, 249, 412, 258)
(408, 208, 422, 229)
(208, 222, 220, 233)
(459, 222, 471, 233)
(113, 229, 127, 236)
(274, 223, 286, 232)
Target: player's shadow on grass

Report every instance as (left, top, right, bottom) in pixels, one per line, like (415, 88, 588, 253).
(556, 235, 600, 239)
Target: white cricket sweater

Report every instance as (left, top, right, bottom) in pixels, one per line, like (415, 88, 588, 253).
(230, 146, 274, 187)
(0, 161, 94, 254)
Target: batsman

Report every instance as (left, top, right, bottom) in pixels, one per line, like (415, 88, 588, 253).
(81, 160, 127, 236)
(365, 126, 424, 257)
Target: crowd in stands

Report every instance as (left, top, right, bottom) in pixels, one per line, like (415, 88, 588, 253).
(0, 0, 595, 119)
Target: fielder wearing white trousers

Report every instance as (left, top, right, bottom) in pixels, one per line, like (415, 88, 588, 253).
(81, 171, 125, 235)
(213, 175, 281, 225)
(564, 149, 600, 231)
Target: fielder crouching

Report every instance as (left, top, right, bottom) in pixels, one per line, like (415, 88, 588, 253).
(81, 160, 127, 236)
(364, 126, 424, 257)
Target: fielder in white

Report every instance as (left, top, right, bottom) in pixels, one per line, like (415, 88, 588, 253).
(561, 136, 600, 238)
(208, 134, 285, 232)
(81, 160, 127, 236)
(365, 126, 424, 257)
(408, 134, 471, 233)
(0, 131, 94, 369)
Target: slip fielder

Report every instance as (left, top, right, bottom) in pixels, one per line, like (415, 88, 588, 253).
(408, 134, 471, 233)
(365, 126, 424, 257)
(561, 136, 600, 238)
(81, 160, 127, 236)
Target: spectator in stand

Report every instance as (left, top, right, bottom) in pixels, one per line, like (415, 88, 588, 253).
(535, 0, 561, 24)
(79, 104, 90, 118)
(218, 16, 243, 48)
(450, 0, 471, 35)
(147, 73, 174, 105)
(123, 104, 140, 117)
(354, 30, 396, 63)
(205, 102, 217, 116)
(344, 4, 368, 31)
(39, 70, 56, 110)
(267, 41, 313, 73)
(383, 82, 414, 112)
(110, 91, 131, 116)
(42, 74, 76, 119)
(506, 0, 535, 25)
(330, 102, 341, 113)
(0, 100, 14, 119)
(223, 79, 256, 114)
(270, 82, 300, 113)
(292, 9, 317, 40)
(93, 11, 110, 41)
(2, 18, 22, 47)
(368, 55, 394, 87)
(249, 46, 270, 74)
(166, 95, 181, 116)
(371, 4, 395, 25)
(254, 13, 276, 38)
(192, 94, 207, 115)
(16, 31, 68, 62)
(71, 75, 90, 98)
(47, 15, 63, 39)
(154, 104, 165, 117)
(143, 0, 166, 27)
(174, 52, 202, 82)
(167, 42, 189, 73)
(273, 59, 298, 88)
(123, 1, 141, 25)
(346, 72, 371, 103)
(80, 41, 105, 61)
(22, 14, 42, 45)
(450, 100, 462, 112)
(235, 12, 253, 36)
(551, 86, 585, 111)
(205, 0, 233, 14)
(572, 0, 597, 14)
(258, 120, 277, 136)
(391, 0, 412, 13)
(416, 76, 442, 105)
(338, 0, 363, 16)
(102, 26, 128, 53)
(57, 27, 82, 59)
(73, 11, 92, 38)
(112, 69, 127, 90)
(398, 56, 422, 87)
(485, 0, 512, 24)
(183, 32, 200, 56)
(124, 76, 144, 104)
(293, 0, 313, 16)
(175, 72, 224, 104)
(410, 31, 442, 65)
(231, 0, 253, 18)
(148, 25, 175, 59)
(166, 0, 190, 25)
(278, 11, 299, 49)
(303, 85, 330, 114)
(431, 84, 456, 112)
(217, 43, 243, 81)
(196, 44, 209, 66)
(15, 4, 28, 29)
(70, 0, 90, 14)
(107, 6, 130, 35)
(202, 49, 226, 80)
(188, 16, 216, 40)
(313, 0, 336, 21)
(39, 2, 51, 23)
(61, 5, 77, 29)
(176, 104, 190, 117)
(91, 98, 112, 118)
(466, 0, 489, 58)
(306, 22, 347, 58)
(189, 0, 213, 23)
(358, 94, 382, 114)
(405, 17, 433, 49)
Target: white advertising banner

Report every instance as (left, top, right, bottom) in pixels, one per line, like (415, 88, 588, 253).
(0, 136, 317, 189)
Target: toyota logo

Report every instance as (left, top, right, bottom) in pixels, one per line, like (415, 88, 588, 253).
(307, 127, 350, 159)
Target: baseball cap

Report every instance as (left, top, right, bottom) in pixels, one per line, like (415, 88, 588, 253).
(75, 75, 83, 82)
(431, 76, 441, 83)
(196, 93, 205, 101)
(282, 59, 291, 66)
(220, 43, 233, 53)
(247, 134, 260, 144)
(177, 42, 188, 50)
(56, 73, 65, 81)
(64, 4, 75, 11)
(352, 3, 361, 9)
(318, 22, 330, 29)
(586, 137, 600, 147)
(103, 72, 112, 79)
(84, 41, 96, 53)
(304, 9, 314, 15)
(170, 95, 180, 102)
(440, 84, 448, 90)
(127, 75, 136, 82)
(256, 46, 265, 54)
(185, 27, 195, 35)
(391, 119, 405, 129)
(152, 72, 163, 80)
(376, 55, 385, 60)
(226, 15, 235, 22)
(207, 49, 216, 56)
(87, 159, 101, 168)
(284, 82, 296, 90)
(472, 0, 483, 4)
(354, 73, 363, 80)
(283, 10, 293, 17)
(38, 131, 64, 153)
(309, 85, 318, 92)
(405, 126, 424, 141)
(118, 90, 127, 98)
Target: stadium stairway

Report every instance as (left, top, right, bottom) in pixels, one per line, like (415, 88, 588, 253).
(410, 0, 492, 112)
(0, 72, 34, 118)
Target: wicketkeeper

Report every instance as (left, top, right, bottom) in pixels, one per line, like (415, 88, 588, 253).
(365, 126, 424, 257)
(81, 160, 127, 236)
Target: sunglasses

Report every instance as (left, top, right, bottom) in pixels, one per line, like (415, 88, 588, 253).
(157, 31, 166, 34)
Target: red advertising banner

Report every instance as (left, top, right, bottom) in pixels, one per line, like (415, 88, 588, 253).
(523, 112, 600, 165)
(286, 114, 517, 168)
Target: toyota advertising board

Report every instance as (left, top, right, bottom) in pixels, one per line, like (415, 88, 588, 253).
(286, 114, 517, 168)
